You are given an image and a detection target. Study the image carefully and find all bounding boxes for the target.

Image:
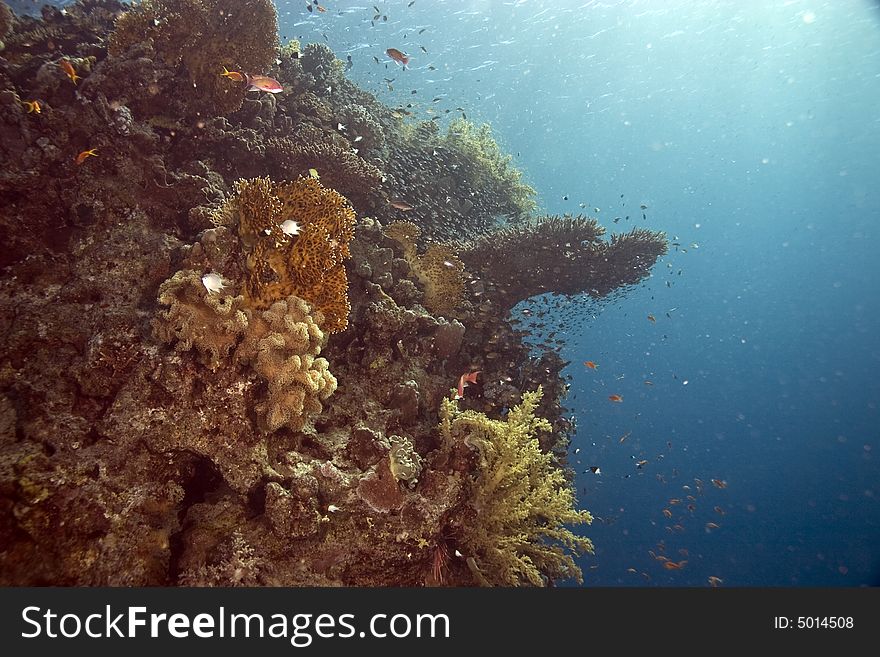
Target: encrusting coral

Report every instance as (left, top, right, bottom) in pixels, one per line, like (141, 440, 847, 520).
(439, 387, 594, 586)
(108, 0, 279, 116)
(384, 221, 466, 317)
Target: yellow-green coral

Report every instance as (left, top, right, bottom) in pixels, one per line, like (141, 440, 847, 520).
(109, 0, 278, 116)
(215, 176, 356, 333)
(442, 119, 537, 218)
(440, 387, 593, 586)
(384, 221, 465, 317)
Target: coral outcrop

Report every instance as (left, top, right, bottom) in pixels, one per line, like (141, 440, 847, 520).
(108, 0, 279, 116)
(384, 221, 466, 317)
(440, 387, 594, 586)
(0, 2, 666, 587)
(459, 216, 668, 312)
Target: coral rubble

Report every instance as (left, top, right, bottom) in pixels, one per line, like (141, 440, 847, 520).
(0, 1, 667, 587)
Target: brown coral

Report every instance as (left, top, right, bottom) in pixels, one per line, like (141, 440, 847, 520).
(0, 1, 13, 42)
(216, 175, 357, 333)
(153, 269, 248, 370)
(109, 0, 278, 116)
(266, 135, 386, 212)
(236, 296, 337, 433)
(458, 215, 668, 312)
(384, 221, 466, 317)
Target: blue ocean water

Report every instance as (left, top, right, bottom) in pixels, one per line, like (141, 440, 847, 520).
(277, 0, 880, 587)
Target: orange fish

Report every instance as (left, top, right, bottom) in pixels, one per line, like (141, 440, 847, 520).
(455, 370, 480, 400)
(22, 100, 41, 114)
(75, 148, 98, 165)
(663, 560, 687, 570)
(711, 478, 727, 489)
(647, 314, 656, 323)
(583, 361, 598, 370)
(246, 74, 283, 93)
(389, 200, 414, 211)
(668, 498, 681, 505)
(618, 431, 631, 444)
(662, 509, 673, 519)
(608, 394, 623, 403)
(220, 66, 245, 82)
(635, 459, 648, 469)
(60, 59, 80, 85)
(316, 3, 327, 11)
(707, 576, 723, 587)
(386, 48, 409, 66)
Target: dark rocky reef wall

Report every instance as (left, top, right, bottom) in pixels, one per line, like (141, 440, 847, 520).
(0, 0, 666, 586)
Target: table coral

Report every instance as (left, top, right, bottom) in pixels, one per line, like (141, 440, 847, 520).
(459, 215, 668, 312)
(439, 387, 594, 586)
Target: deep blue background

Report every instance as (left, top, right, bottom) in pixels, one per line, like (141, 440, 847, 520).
(269, 0, 880, 587)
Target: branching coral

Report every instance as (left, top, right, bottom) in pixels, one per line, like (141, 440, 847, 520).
(440, 387, 594, 586)
(109, 0, 278, 116)
(214, 175, 357, 333)
(384, 119, 537, 241)
(384, 221, 465, 317)
(458, 215, 668, 312)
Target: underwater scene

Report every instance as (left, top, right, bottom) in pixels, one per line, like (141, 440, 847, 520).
(0, 0, 877, 587)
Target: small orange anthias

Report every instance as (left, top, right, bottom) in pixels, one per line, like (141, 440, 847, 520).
(75, 148, 98, 165)
(60, 59, 80, 85)
(454, 370, 481, 400)
(386, 48, 409, 66)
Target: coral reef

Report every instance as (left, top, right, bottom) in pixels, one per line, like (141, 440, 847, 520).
(212, 175, 357, 333)
(439, 387, 594, 586)
(0, 3, 666, 587)
(384, 221, 466, 317)
(459, 215, 668, 312)
(109, 0, 279, 116)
